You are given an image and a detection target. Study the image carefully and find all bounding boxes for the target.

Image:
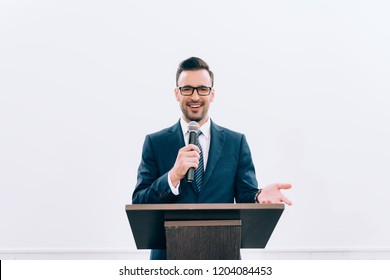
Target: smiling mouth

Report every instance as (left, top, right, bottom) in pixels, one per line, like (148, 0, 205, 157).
(188, 103, 202, 108)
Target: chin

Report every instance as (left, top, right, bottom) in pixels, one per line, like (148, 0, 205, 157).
(186, 115, 203, 123)
(188, 117, 202, 122)
(183, 109, 208, 124)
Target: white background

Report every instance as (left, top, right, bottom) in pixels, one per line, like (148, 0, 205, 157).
(1, 0, 389, 258)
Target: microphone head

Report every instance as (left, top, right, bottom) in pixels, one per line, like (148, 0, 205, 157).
(187, 121, 200, 133)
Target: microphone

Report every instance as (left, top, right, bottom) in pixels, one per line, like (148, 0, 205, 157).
(185, 121, 200, 183)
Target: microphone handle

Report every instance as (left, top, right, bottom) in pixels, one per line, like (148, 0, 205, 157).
(185, 131, 197, 183)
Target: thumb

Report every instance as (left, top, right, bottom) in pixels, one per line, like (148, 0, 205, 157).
(277, 183, 292, 190)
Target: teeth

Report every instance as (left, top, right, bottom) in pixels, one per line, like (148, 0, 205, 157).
(190, 104, 201, 108)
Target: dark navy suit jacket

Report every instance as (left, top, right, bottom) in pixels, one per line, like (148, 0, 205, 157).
(132, 120, 259, 259)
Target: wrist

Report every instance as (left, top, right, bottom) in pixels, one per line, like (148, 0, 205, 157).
(169, 170, 181, 187)
(254, 189, 262, 203)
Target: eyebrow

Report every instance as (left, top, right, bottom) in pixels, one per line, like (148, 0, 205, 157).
(180, 85, 211, 88)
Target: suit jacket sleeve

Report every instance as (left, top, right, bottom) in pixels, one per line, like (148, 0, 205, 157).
(132, 135, 178, 204)
(234, 134, 259, 203)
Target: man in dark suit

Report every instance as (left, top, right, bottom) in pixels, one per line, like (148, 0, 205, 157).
(133, 57, 292, 259)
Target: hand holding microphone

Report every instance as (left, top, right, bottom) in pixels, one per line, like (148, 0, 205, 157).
(169, 121, 200, 186)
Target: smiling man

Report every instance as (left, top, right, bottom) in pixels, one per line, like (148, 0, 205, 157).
(175, 65, 214, 125)
(132, 57, 292, 260)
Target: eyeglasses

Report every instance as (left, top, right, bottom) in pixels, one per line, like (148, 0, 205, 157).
(178, 86, 212, 96)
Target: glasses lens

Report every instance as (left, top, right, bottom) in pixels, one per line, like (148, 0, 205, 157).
(197, 86, 210, 96)
(180, 86, 193, 96)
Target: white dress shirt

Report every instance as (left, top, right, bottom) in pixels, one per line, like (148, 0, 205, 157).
(168, 117, 211, 195)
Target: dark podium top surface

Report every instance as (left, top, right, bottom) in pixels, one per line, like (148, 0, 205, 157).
(126, 203, 284, 249)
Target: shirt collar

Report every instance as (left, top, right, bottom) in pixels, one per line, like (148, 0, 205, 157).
(180, 117, 211, 140)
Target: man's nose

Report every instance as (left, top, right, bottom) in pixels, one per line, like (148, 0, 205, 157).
(191, 89, 200, 101)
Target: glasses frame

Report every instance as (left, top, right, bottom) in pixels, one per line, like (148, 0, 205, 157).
(178, 86, 213, 96)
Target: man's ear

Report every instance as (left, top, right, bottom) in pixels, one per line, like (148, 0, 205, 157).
(174, 87, 180, 101)
(210, 88, 215, 102)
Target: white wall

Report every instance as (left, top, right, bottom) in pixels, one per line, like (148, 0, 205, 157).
(1, 0, 389, 259)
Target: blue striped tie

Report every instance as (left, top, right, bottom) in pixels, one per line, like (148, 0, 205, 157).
(194, 131, 204, 192)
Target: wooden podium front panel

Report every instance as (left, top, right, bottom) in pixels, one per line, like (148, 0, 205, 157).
(165, 220, 241, 260)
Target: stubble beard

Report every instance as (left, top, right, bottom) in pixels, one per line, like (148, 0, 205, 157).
(182, 104, 208, 124)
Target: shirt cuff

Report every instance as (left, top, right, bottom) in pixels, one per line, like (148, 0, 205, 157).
(168, 171, 180, 195)
(254, 189, 262, 203)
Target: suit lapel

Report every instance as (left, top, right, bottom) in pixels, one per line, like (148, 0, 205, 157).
(201, 121, 226, 190)
(167, 120, 185, 155)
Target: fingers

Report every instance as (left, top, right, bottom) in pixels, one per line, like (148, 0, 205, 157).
(171, 144, 202, 180)
(277, 183, 292, 190)
(259, 183, 293, 205)
(259, 199, 273, 204)
(264, 183, 292, 191)
(183, 151, 200, 161)
(177, 152, 199, 168)
(177, 145, 201, 165)
(180, 144, 200, 154)
(259, 198, 290, 204)
(278, 184, 293, 205)
(281, 195, 293, 206)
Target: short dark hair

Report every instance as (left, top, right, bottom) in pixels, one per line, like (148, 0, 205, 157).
(176, 57, 214, 86)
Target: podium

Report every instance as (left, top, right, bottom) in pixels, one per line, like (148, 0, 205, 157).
(126, 203, 284, 260)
